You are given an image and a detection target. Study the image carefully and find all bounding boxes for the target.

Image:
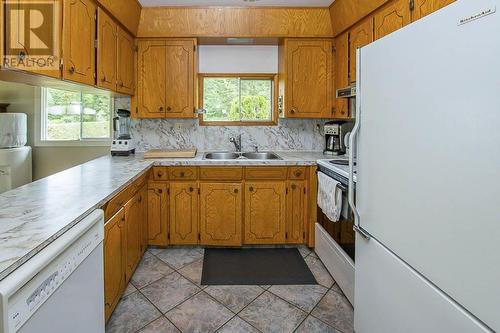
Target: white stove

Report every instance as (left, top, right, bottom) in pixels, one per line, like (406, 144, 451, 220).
(317, 158, 357, 182)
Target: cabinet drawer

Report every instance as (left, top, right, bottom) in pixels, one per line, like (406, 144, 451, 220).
(289, 167, 306, 180)
(152, 167, 168, 181)
(168, 167, 198, 180)
(104, 174, 146, 221)
(245, 167, 288, 180)
(200, 167, 243, 181)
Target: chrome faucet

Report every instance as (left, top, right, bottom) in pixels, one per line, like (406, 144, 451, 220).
(229, 134, 242, 152)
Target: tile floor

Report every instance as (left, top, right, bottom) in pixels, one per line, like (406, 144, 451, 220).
(106, 246, 354, 333)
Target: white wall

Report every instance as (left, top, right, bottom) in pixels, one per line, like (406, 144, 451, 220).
(199, 45, 278, 73)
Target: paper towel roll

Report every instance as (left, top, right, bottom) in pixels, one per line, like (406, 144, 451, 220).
(0, 113, 28, 148)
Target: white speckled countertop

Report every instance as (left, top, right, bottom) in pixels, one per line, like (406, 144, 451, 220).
(0, 151, 330, 281)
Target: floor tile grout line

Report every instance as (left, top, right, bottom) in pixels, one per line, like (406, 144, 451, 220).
(265, 285, 328, 315)
(307, 288, 351, 333)
(222, 286, 268, 333)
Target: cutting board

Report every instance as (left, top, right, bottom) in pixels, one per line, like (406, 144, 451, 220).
(144, 149, 197, 159)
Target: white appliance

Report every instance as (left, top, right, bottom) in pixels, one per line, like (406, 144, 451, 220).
(0, 113, 27, 148)
(0, 210, 105, 333)
(351, 0, 499, 332)
(0, 147, 32, 193)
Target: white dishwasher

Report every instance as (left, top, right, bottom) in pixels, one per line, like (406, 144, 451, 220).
(0, 209, 105, 333)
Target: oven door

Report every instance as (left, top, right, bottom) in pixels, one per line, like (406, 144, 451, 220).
(315, 167, 355, 305)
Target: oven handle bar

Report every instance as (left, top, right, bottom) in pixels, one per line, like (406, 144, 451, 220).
(349, 49, 370, 241)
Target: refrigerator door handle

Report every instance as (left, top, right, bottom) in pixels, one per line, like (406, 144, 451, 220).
(350, 49, 370, 241)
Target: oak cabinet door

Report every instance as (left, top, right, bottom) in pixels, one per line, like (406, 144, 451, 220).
(286, 181, 306, 244)
(139, 186, 148, 254)
(349, 17, 374, 83)
(244, 182, 286, 244)
(63, 0, 96, 85)
(200, 183, 242, 246)
(169, 182, 199, 245)
(147, 182, 169, 246)
(124, 191, 143, 281)
(117, 26, 135, 95)
(334, 32, 350, 119)
(97, 8, 117, 91)
(4, 0, 62, 78)
(374, 0, 410, 40)
(104, 208, 126, 322)
(284, 39, 333, 118)
(412, 0, 455, 21)
(164, 40, 196, 118)
(137, 40, 166, 118)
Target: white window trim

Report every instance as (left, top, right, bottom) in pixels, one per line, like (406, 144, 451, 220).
(35, 87, 113, 147)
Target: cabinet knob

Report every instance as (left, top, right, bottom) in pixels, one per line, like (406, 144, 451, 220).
(290, 109, 296, 114)
(101, 75, 106, 82)
(249, 186, 254, 192)
(159, 106, 164, 112)
(167, 106, 172, 112)
(138, 196, 142, 203)
(157, 172, 163, 178)
(158, 189, 163, 194)
(234, 188, 239, 194)
(295, 171, 302, 177)
(118, 80, 124, 87)
(19, 51, 26, 60)
(180, 172, 185, 177)
(68, 66, 75, 74)
(291, 184, 297, 190)
(189, 187, 194, 192)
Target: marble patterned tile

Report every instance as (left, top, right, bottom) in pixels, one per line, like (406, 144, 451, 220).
(216, 316, 261, 333)
(331, 283, 344, 296)
(205, 285, 264, 312)
(268, 284, 328, 312)
(131, 254, 175, 289)
(239, 291, 307, 333)
(295, 316, 339, 333)
(123, 283, 137, 297)
(308, 251, 319, 259)
(152, 247, 204, 270)
(137, 316, 181, 333)
(178, 259, 205, 287)
(166, 291, 233, 333)
(105, 292, 161, 333)
(297, 245, 312, 258)
(304, 256, 334, 288)
(260, 285, 271, 290)
(140, 272, 201, 313)
(311, 290, 354, 333)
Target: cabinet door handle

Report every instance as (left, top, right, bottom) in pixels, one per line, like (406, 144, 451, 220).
(68, 66, 75, 74)
(249, 186, 254, 192)
(138, 196, 142, 203)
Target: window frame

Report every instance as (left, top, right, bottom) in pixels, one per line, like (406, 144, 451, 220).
(35, 87, 113, 147)
(198, 73, 279, 126)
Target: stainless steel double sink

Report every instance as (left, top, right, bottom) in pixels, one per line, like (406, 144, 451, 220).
(204, 152, 282, 160)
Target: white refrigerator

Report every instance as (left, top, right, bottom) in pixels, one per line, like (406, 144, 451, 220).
(351, 0, 499, 332)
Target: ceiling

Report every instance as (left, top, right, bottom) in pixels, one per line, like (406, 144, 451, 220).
(139, 0, 334, 7)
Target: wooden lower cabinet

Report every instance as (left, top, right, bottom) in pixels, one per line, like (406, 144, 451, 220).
(169, 182, 199, 245)
(104, 208, 126, 322)
(244, 182, 287, 244)
(286, 181, 307, 244)
(200, 183, 242, 246)
(124, 189, 145, 281)
(147, 182, 169, 246)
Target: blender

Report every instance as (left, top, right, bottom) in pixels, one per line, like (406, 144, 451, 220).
(111, 109, 135, 156)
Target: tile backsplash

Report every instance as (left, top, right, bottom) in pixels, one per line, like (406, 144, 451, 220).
(115, 98, 326, 152)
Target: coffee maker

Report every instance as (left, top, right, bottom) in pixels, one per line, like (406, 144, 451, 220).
(111, 109, 135, 156)
(323, 121, 354, 156)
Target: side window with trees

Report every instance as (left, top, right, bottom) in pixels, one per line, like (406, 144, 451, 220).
(200, 74, 277, 125)
(41, 88, 112, 142)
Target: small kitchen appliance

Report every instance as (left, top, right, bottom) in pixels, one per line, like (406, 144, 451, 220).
(323, 121, 354, 156)
(111, 109, 135, 156)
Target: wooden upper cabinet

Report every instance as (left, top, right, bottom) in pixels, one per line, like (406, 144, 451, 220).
(97, 8, 117, 91)
(282, 39, 333, 118)
(137, 40, 166, 118)
(147, 182, 169, 246)
(124, 190, 144, 281)
(164, 40, 196, 118)
(244, 182, 286, 244)
(117, 26, 135, 95)
(374, 0, 410, 40)
(349, 17, 374, 83)
(104, 208, 126, 322)
(63, 0, 96, 86)
(169, 182, 199, 245)
(286, 181, 306, 244)
(200, 183, 242, 246)
(334, 32, 350, 119)
(411, 0, 455, 21)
